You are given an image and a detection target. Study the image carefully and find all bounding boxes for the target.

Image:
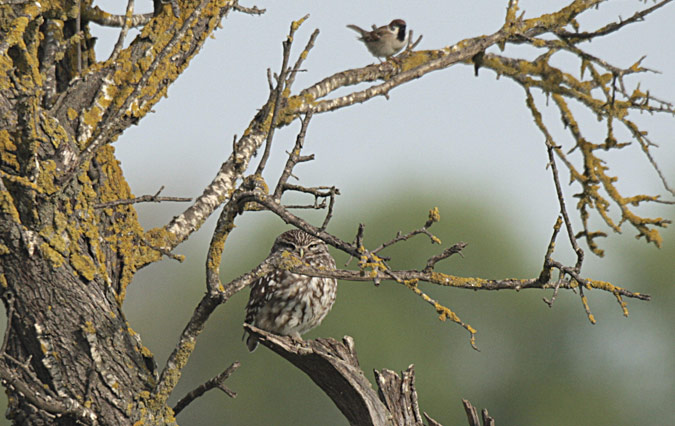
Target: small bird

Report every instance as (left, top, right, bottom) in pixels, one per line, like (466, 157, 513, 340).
(347, 19, 407, 59)
(244, 230, 338, 352)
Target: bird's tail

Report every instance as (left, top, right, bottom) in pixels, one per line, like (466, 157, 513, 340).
(346, 24, 367, 36)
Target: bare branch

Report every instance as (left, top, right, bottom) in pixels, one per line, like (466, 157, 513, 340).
(556, 0, 674, 43)
(172, 362, 240, 416)
(273, 112, 315, 199)
(286, 29, 320, 89)
(525, 89, 584, 270)
(256, 15, 310, 175)
(372, 207, 444, 255)
(93, 186, 191, 208)
(424, 242, 467, 272)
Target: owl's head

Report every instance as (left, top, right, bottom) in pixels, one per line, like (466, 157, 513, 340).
(272, 229, 328, 260)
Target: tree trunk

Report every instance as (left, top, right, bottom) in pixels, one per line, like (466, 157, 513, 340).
(0, 1, 236, 424)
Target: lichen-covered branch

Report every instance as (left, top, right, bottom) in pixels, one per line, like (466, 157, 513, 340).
(478, 1, 675, 255)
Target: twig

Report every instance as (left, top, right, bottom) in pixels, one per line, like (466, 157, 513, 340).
(284, 202, 327, 209)
(424, 413, 444, 426)
(525, 89, 584, 270)
(355, 223, 365, 253)
(153, 262, 274, 406)
(403, 29, 423, 53)
(424, 243, 467, 272)
(255, 15, 309, 175)
(320, 186, 339, 230)
(404, 279, 478, 350)
(232, 2, 266, 15)
(461, 399, 495, 426)
(286, 29, 320, 89)
(108, 0, 135, 62)
(273, 111, 315, 199)
(94, 186, 191, 208)
(556, 0, 674, 43)
(172, 362, 241, 416)
(372, 209, 443, 255)
(542, 217, 563, 307)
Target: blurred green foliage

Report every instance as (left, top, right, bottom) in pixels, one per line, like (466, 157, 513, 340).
(0, 187, 672, 425)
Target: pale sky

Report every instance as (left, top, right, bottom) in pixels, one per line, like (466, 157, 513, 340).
(93, 0, 674, 247)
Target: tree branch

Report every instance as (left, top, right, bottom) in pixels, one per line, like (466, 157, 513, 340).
(172, 361, 240, 416)
(83, 6, 153, 28)
(245, 325, 438, 426)
(93, 186, 191, 208)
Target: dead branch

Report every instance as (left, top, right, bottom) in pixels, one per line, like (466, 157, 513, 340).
(93, 186, 191, 208)
(462, 399, 495, 426)
(255, 15, 309, 174)
(172, 362, 240, 416)
(245, 325, 438, 426)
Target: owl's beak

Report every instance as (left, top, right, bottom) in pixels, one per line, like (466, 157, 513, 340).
(299, 248, 304, 258)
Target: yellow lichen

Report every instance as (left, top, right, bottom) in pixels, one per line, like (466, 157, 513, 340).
(39, 242, 65, 268)
(35, 160, 58, 194)
(0, 130, 20, 171)
(140, 345, 154, 359)
(82, 321, 96, 335)
(428, 207, 440, 223)
(69, 251, 97, 281)
(67, 107, 78, 120)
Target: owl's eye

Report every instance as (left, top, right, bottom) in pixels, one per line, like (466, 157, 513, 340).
(278, 242, 296, 251)
(307, 243, 321, 251)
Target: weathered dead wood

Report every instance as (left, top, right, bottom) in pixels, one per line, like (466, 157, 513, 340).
(245, 324, 442, 426)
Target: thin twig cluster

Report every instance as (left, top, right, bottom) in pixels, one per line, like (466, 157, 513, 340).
(148, 2, 672, 415)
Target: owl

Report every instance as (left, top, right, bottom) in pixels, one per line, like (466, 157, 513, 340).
(244, 229, 338, 352)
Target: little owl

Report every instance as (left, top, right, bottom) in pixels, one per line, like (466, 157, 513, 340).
(244, 229, 338, 351)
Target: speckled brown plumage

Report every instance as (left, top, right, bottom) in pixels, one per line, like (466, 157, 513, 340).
(244, 230, 338, 351)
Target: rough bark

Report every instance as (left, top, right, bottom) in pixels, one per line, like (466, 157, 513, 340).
(0, 1, 239, 424)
